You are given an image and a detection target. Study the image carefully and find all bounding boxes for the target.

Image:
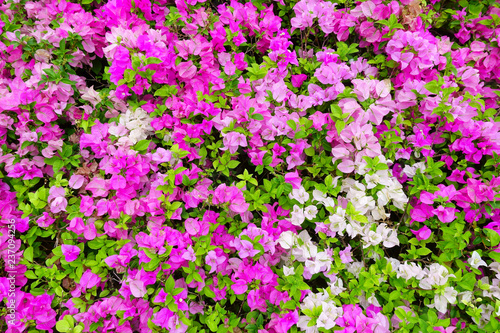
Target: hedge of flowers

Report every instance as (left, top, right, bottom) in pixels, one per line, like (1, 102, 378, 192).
(1, 0, 500, 331)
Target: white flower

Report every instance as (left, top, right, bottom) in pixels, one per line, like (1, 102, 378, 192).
(386, 257, 400, 272)
(458, 291, 473, 304)
(371, 204, 390, 221)
(329, 276, 346, 295)
(290, 205, 305, 226)
(120, 107, 154, 144)
(376, 224, 399, 248)
(362, 229, 383, 248)
(305, 259, 318, 274)
(278, 231, 296, 249)
(472, 304, 494, 327)
(398, 262, 424, 281)
(108, 123, 128, 137)
(283, 266, 295, 276)
(301, 293, 328, 311)
(365, 170, 392, 189)
(347, 190, 375, 215)
(329, 214, 347, 236)
(300, 243, 318, 259)
(312, 189, 328, 203)
(430, 287, 458, 314)
(297, 316, 319, 333)
(468, 251, 487, 269)
(403, 165, 417, 178)
(129, 128, 146, 144)
(304, 205, 318, 220)
(403, 162, 426, 178)
(289, 186, 310, 204)
(377, 188, 391, 207)
(420, 264, 454, 288)
(432, 295, 447, 314)
(347, 262, 364, 278)
(317, 302, 342, 329)
(323, 196, 336, 208)
(313, 251, 332, 273)
(490, 262, 500, 279)
(345, 220, 363, 238)
(383, 229, 400, 248)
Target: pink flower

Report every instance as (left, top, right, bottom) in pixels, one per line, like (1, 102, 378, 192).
(81, 86, 102, 106)
(50, 197, 68, 214)
(79, 270, 101, 290)
(285, 171, 302, 189)
(61, 245, 80, 262)
(485, 222, 500, 237)
(432, 205, 458, 223)
(85, 177, 109, 197)
(339, 245, 353, 263)
(411, 225, 432, 241)
(221, 132, 247, 154)
(185, 218, 210, 237)
(36, 212, 55, 228)
(129, 279, 147, 298)
(69, 175, 85, 189)
(177, 61, 197, 79)
(291, 74, 307, 88)
(205, 250, 227, 274)
(109, 174, 126, 190)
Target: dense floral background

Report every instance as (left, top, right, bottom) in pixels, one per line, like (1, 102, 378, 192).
(1, 0, 500, 332)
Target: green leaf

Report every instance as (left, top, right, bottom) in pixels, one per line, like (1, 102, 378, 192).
(228, 160, 240, 169)
(424, 81, 440, 94)
(416, 248, 432, 256)
(24, 247, 34, 262)
(56, 315, 75, 332)
(203, 287, 216, 298)
(458, 272, 476, 291)
(294, 131, 308, 139)
(335, 120, 345, 134)
(484, 228, 500, 247)
(25, 270, 37, 279)
(250, 113, 264, 121)
(146, 57, 162, 65)
(133, 140, 150, 152)
(154, 85, 178, 97)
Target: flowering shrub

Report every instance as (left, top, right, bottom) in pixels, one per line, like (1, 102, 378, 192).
(1, 0, 500, 332)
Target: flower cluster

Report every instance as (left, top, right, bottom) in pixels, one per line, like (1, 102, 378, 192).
(1, 0, 500, 332)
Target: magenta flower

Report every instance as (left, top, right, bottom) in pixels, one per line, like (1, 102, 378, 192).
(109, 174, 126, 190)
(432, 205, 458, 223)
(285, 171, 302, 189)
(79, 269, 101, 290)
(36, 212, 55, 228)
(291, 74, 307, 88)
(339, 245, 354, 264)
(205, 250, 226, 274)
(411, 225, 432, 241)
(61, 245, 80, 262)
